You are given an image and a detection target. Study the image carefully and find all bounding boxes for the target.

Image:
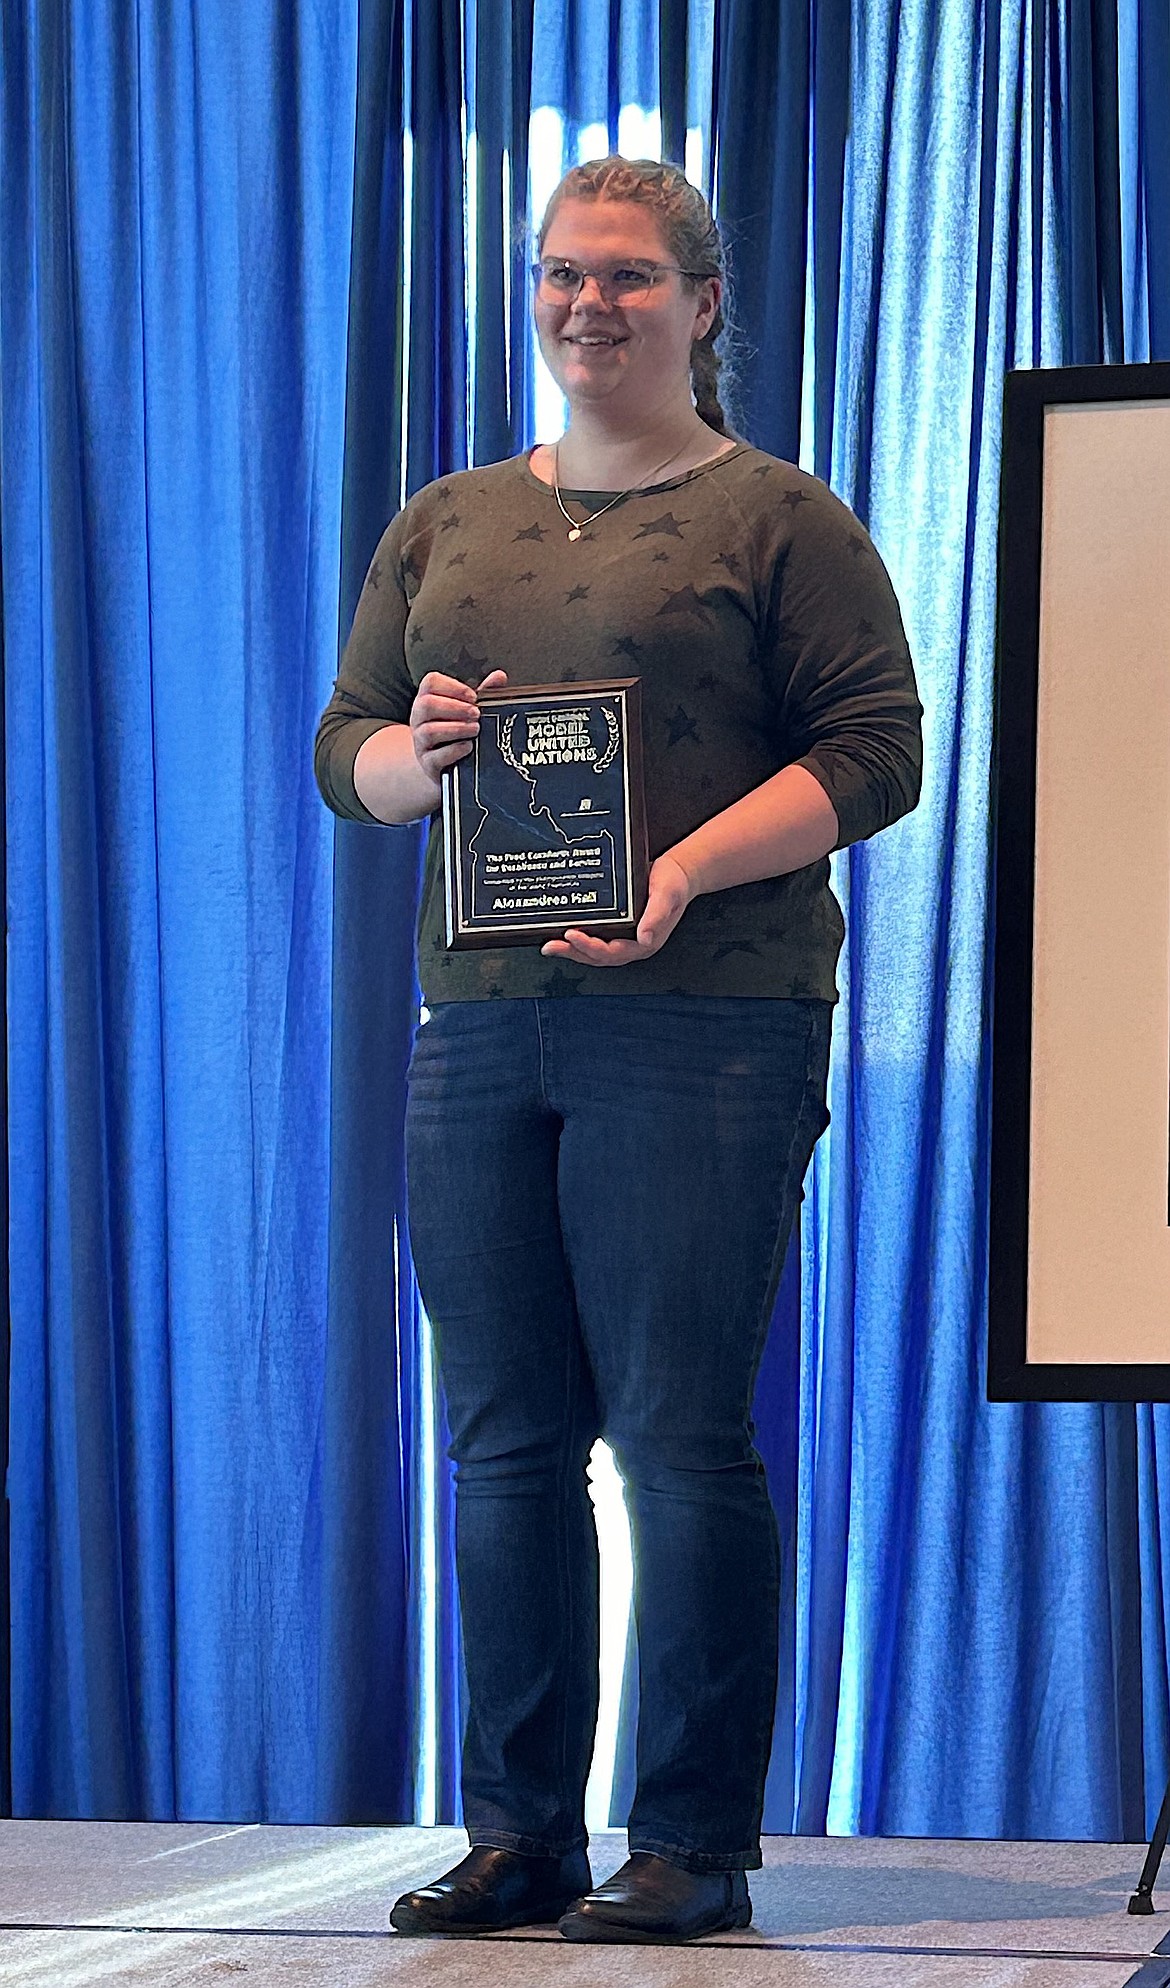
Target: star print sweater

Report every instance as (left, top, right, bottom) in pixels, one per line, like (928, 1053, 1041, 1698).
(313, 444, 922, 1003)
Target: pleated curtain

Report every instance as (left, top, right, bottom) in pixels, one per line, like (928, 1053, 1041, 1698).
(1, 0, 1169, 1835)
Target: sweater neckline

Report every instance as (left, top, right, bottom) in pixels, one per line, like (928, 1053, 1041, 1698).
(516, 439, 750, 504)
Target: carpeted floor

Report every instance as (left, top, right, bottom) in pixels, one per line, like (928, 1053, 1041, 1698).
(0, 1820, 1165, 1986)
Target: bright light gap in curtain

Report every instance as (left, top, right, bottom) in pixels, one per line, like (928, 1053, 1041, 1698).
(799, 174, 816, 475)
(502, 148, 513, 421)
(413, 1285, 440, 1828)
(396, 1214, 439, 1828)
(465, 104, 476, 451)
(400, 130, 414, 511)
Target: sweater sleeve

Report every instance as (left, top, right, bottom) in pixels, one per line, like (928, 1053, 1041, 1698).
(762, 487, 923, 851)
(313, 512, 418, 824)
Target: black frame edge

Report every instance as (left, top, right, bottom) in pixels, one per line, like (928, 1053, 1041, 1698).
(988, 361, 1170, 1403)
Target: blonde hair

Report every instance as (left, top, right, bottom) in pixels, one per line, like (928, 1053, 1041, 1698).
(537, 156, 736, 438)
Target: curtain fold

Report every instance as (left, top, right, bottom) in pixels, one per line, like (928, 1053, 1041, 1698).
(407, 0, 468, 496)
(317, 0, 416, 1826)
(712, 0, 812, 463)
(657, 0, 687, 165)
(2, 0, 355, 1817)
(1139, 0, 1170, 350)
(3, 0, 1170, 1839)
(788, 0, 1170, 1836)
(470, 0, 536, 465)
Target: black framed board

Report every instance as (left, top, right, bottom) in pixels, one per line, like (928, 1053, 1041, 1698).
(989, 361, 1170, 1402)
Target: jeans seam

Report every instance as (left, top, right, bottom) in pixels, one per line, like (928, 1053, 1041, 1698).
(469, 1827, 589, 1857)
(627, 1833, 757, 1872)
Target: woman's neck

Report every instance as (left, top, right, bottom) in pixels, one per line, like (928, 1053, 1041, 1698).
(543, 408, 726, 491)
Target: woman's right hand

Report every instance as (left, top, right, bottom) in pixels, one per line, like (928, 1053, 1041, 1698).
(409, 669, 509, 782)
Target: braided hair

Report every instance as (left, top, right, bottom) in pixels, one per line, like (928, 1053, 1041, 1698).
(537, 157, 737, 439)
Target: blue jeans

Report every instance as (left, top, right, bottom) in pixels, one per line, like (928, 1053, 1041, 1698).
(403, 994, 831, 1873)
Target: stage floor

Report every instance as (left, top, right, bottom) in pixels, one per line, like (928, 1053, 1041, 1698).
(0, 1820, 1167, 1986)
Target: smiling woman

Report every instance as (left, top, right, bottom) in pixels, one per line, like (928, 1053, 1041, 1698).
(313, 154, 922, 1944)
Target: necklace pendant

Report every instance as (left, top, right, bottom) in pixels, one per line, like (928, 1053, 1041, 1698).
(567, 525, 581, 542)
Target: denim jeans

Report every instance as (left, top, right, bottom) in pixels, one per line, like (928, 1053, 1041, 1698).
(403, 993, 831, 1873)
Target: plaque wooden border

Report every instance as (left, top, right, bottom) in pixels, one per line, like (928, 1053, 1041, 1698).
(441, 678, 649, 951)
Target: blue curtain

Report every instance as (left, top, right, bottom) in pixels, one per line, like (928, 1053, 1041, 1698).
(1, 0, 355, 1817)
(3, 0, 1170, 1837)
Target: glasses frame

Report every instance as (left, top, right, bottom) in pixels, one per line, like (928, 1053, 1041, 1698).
(530, 257, 707, 304)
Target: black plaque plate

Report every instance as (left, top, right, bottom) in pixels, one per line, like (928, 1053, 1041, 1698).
(441, 678, 648, 949)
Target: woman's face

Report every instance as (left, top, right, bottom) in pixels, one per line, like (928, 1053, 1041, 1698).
(535, 197, 719, 422)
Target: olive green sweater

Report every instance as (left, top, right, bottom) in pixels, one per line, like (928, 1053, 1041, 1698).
(314, 443, 922, 1002)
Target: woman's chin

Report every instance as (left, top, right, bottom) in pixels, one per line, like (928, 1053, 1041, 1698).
(557, 363, 633, 407)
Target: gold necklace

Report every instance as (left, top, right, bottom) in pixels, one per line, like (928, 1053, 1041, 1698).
(552, 436, 693, 541)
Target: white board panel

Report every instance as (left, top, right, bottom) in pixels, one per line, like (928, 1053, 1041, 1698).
(1027, 400, 1170, 1363)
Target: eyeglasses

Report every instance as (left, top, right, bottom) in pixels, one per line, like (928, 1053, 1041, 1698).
(531, 257, 703, 303)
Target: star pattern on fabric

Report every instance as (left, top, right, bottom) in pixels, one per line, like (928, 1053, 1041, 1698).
(634, 512, 688, 539)
(540, 965, 586, 997)
(665, 705, 700, 746)
(657, 585, 707, 619)
(366, 560, 382, 590)
(455, 645, 489, 675)
(712, 940, 763, 961)
(403, 452, 865, 1003)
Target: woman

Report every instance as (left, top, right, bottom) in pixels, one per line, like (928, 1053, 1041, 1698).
(314, 156, 922, 1945)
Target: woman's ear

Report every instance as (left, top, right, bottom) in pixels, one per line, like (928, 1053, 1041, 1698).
(693, 276, 721, 343)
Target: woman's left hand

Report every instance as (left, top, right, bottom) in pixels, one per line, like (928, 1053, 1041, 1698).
(540, 852, 696, 967)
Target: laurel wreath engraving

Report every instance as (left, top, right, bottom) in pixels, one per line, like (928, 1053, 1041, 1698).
(594, 708, 620, 772)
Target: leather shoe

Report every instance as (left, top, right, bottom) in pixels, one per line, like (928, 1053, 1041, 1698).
(558, 1850, 752, 1943)
(390, 1844, 592, 1935)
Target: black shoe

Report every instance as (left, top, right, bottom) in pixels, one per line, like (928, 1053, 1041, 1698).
(389, 1844, 592, 1936)
(557, 1850, 752, 1944)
